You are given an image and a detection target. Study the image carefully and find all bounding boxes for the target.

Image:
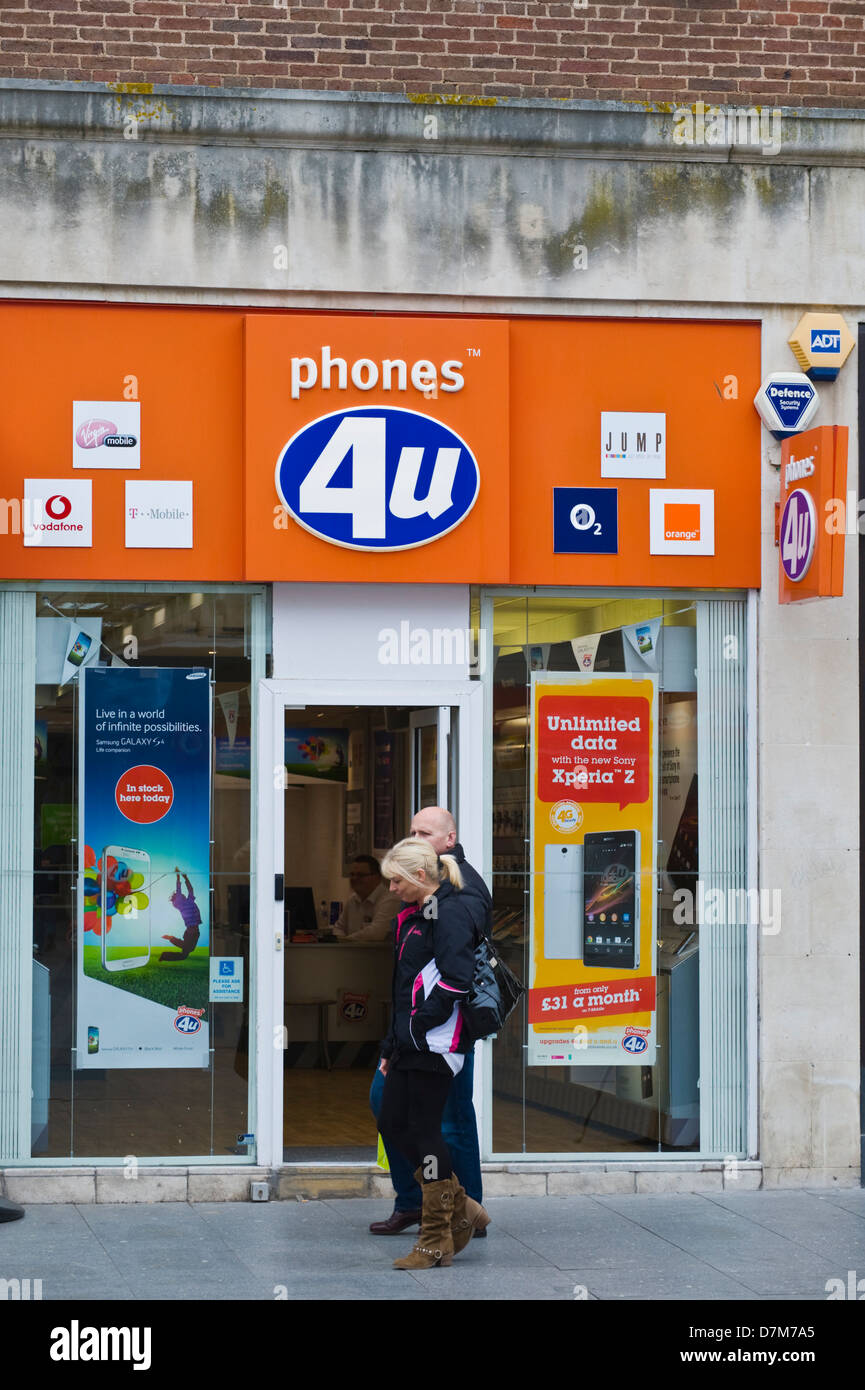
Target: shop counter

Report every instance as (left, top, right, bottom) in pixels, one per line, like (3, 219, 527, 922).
(284, 943, 392, 1043)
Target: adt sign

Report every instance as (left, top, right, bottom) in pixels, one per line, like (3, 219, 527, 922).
(753, 372, 819, 440)
(811, 329, 840, 353)
(788, 312, 854, 381)
(275, 407, 480, 551)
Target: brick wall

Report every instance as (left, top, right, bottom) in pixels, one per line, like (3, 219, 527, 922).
(0, 1, 863, 108)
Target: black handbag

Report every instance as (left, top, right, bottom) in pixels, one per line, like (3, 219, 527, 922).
(462, 928, 526, 1042)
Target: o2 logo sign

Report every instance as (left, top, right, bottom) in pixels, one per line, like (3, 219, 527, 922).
(275, 407, 480, 551)
(621, 1032, 647, 1055)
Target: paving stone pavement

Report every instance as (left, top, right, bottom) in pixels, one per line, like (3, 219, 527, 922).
(1, 1187, 864, 1302)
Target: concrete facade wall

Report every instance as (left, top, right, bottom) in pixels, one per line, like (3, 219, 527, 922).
(0, 80, 860, 1183)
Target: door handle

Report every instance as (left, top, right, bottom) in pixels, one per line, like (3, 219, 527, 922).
(274, 873, 284, 902)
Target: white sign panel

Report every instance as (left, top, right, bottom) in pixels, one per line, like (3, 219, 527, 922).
(601, 412, 666, 478)
(649, 489, 715, 556)
(126, 481, 193, 548)
(35, 617, 102, 685)
(209, 957, 244, 1003)
(24, 478, 93, 547)
(272, 582, 472, 680)
(73, 401, 141, 470)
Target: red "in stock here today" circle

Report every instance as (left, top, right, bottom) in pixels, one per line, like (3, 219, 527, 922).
(115, 765, 174, 824)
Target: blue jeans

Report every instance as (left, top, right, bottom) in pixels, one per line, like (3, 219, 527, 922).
(369, 1051, 483, 1208)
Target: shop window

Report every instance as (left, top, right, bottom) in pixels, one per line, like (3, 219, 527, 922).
(31, 587, 264, 1161)
(484, 593, 747, 1158)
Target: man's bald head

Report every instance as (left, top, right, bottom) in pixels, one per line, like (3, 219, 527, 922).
(409, 806, 457, 855)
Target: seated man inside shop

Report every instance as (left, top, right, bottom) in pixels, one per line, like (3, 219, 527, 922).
(332, 855, 395, 942)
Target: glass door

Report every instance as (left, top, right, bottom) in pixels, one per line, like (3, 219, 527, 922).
(255, 681, 483, 1169)
(409, 706, 453, 815)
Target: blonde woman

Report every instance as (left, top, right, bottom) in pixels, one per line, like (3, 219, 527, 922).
(378, 837, 491, 1269)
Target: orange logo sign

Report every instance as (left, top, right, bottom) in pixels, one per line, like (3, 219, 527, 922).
(663, 503, 701, 543)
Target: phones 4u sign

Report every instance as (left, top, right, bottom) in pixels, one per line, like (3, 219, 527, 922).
(778, 426, 848, 603)
(340, 991, 369, 1023)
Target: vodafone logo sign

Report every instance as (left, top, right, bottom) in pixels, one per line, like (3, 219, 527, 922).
(45, 494, 72, 520)
(24, 478, 93, 548)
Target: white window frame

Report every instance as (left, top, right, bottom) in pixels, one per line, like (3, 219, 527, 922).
(255, 678, 484, 1170)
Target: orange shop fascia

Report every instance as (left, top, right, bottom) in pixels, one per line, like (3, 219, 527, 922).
(0, 304, 761, 588)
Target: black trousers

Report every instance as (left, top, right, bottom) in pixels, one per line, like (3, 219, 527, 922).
(378, 1064, 454, 1183)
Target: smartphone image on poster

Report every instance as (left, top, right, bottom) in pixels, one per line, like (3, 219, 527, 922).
(101, 845, 151, 972)
(87, 1027, 99, 1054)
(543, 842, 583, 960)
(66, 631, 92, 668)
(582, 830, 640, 970)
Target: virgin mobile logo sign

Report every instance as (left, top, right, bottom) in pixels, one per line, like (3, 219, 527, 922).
(75, 420, 137, 449)
(274, 407, 480, 552)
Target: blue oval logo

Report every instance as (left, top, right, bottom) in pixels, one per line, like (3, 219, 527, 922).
(274, 407, 480, 551)
(173, 1013, 202, 1035)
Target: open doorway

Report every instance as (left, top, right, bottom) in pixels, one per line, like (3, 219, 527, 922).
(280, 702, 454, 1161)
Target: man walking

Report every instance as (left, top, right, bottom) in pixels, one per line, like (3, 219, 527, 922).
(368, 805, 490, 1236)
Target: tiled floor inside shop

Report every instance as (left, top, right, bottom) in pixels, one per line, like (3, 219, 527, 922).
(281, 1067, 656, 1159)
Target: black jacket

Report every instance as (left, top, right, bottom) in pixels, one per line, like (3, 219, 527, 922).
(381, 876, 486, 1062)
(451, 843, 493, 937)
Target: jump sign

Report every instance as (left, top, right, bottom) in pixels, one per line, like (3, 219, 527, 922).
(553, 488, 618, 554)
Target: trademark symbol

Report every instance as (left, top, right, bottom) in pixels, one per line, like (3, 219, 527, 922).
(467, 347, 481, 357)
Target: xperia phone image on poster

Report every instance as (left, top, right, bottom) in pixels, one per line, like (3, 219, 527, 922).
(101, 845, 150, 971)
(543, 843, 583, 960)
(582, 830, 640, 970)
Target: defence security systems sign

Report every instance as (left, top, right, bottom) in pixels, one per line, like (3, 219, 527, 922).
(754, 373, 819, 440)
(553, 488, 618, 554)
(76, 667, 212, 1069)
(275, 407, 479, 551)
(23, 478, 93, 547)
(788, 312, 855, 381)
(73, 401, 141, 470)
(601, 413, 666, 479)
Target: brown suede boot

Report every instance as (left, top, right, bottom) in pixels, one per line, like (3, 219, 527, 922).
(451, 1178, 491, 1255)
(392, 1175, 456, 1270)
